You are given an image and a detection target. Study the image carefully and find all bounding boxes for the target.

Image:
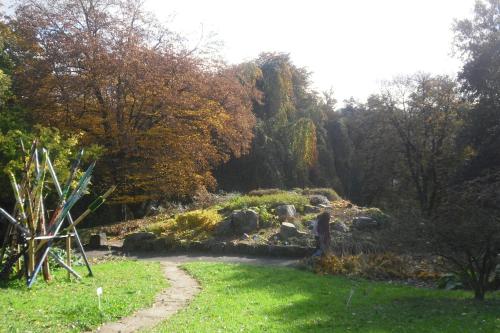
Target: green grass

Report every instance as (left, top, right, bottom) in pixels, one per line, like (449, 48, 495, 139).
(152, 262, 500, 333)
(1, 260, 167, 332)
(222, 192, 309, 213)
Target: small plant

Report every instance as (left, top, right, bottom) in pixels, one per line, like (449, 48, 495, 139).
(48, 247, 84, 268)
(438, 273, 464, 290)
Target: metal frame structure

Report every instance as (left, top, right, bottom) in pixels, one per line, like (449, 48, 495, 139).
(0, 140, 115, 287)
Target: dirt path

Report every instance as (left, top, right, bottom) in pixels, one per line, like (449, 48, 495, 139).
(95, 262, 200, 333)
(90, 251, 299, 333)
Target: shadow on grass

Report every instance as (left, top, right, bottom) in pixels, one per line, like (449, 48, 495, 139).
(204, 264, 500, 333)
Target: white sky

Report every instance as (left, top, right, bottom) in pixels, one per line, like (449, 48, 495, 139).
(146, 0, 476, 104)
(2, 0, 477, 104)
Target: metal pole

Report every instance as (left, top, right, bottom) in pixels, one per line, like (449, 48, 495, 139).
(46, 152, 93, 276)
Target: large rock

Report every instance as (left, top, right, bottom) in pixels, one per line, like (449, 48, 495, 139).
(309, 195, 330, 206)
(304, 204, 322, 214)
(123, 232, 156, 251)
(280, 222, 300, 239)
(231, 209, 259, 234)
(276, 205, 296, 221)
(352, 216, 379, 230)
(214, 218, 233, 235)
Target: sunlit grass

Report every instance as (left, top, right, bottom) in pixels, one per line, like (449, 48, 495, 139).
(1, 260, 167, 332)
(153, 262, 500, 333)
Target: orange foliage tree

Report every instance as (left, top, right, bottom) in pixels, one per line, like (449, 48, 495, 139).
(9, 0, 256, 203)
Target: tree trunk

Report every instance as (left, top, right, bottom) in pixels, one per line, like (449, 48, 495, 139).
(474, 287, 485, 301)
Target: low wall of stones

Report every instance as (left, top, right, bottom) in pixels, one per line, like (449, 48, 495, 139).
(122, 234, 315, 258)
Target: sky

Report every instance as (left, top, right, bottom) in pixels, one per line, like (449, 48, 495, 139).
(145, 0, 476, 104)
(2, 0, 477, 104)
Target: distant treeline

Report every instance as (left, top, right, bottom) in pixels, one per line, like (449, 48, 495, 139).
(0, 0, 498, 218)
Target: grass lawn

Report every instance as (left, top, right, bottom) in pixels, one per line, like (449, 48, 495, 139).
(1, 259, 167, 332)
(153, 262, 500, 333)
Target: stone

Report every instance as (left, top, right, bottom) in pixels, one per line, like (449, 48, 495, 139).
(304, 204, 321, 214)
(231, 209, 259, 234)
(123, 232, 156, 251)
(275, 205, 296, 221)
(88, 233, 107, 248)
(214, 218, 232, 235)
(280, 222, 300, 239)
(309, 195, 330, 206)
(268, 245, 314, 257)
(352, 216, 380, 230)
(330, 221, 349, 233)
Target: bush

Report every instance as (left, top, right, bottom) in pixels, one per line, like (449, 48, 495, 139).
(313, 255, 362, 276)
(314, 253, 414, 280)
(360, 207, 389, 224)
(223, 192, 309, 213)
(145, 209, 222, 241)
(360, 253, 410, 279)
(302, 188, 340, 201)
(253, 205, 278, 227)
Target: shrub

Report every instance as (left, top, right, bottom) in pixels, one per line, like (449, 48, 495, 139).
(313, 255, 362, 276)
(314, 253, 413, 280)
(360, 207, 389, 224)
(223, 192, 309, 213)
(302, 188, 340, 201)
(360, 253, 410, 279)
(254, 206, 278, 227)
(145, 209, 222, 241)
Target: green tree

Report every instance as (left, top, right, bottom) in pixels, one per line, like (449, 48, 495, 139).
(454, 0, 500, 179)
(216, 53, 344, 191)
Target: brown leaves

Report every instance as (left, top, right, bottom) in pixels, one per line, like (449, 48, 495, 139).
(11, 0, 256, 202)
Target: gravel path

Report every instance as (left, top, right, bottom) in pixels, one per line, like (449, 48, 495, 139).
(96, 262, 200, 333)
(90, 251, 299, 332)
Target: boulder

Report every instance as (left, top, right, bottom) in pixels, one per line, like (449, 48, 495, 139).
(275, 205, 296, 221)
(88, 232, 107, 248)
(231, 209, 259, 234)
(214, 218, 233, 235)
(280, 222, 300, 239)
(352, 216, 379, 230)
(330, 221, 349, 233)
(123, 232, 156, 251)
(304, 204, 322, 214)
(309, 195, 330, 206)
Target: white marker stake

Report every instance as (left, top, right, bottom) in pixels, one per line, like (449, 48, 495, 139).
(97, 287, 103, 311)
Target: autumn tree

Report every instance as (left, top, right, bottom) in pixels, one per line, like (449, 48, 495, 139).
(9, 0, 255, 206)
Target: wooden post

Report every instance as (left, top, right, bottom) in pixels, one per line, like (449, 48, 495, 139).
(66, 235, 71, 280)
(16, 244, 21, 272)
